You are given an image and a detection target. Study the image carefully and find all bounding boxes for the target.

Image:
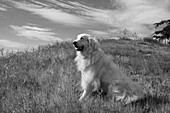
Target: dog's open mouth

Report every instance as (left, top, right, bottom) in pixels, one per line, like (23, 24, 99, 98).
(73, 42, 84, 51)
(75, 46, 84, 51)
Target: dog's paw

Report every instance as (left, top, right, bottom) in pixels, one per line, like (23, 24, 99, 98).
(124, 95, 138, 104)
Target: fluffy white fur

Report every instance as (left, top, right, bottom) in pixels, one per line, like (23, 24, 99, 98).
(73, 33, 144, 104)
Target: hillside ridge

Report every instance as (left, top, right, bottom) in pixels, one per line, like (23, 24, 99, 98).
(0, 39, 170, 113)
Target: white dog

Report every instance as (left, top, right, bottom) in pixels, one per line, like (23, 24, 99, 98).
(73, 33, 144, 104)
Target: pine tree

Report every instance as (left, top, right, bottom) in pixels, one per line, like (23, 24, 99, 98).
(153, 19, 170, 44)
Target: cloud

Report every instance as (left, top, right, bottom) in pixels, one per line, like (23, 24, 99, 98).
(108, 0, 170, 36)
(6, 0, 170, 37)
(0, 4, 8, 11)
(42, 0, 170, 36)
(0, 7, 7, 11)
(10, 25, 63, 41)
(0, 39, 26, 48)
(7, 0, 111, 27)
(87, 30, 109, 36)
(8, 1, 85, 27)
(53, 1, 111, 26)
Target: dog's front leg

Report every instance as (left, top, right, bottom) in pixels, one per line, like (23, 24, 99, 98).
(79, 90, 87, 101)
(79, 85, 92, 101)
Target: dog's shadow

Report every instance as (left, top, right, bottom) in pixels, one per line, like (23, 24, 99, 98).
(125, 94, 170, 112)
(130, 94, 169, 106)
(91, 91, 170, 112)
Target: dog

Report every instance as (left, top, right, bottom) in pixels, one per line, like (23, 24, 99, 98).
(73, 33, 144, 104)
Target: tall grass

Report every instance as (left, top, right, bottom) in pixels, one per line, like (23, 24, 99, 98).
(0, 39, 170, 113)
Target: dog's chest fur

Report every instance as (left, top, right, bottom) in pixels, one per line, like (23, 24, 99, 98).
(75, 51, 96, 85)
(75, 52, 90, 71)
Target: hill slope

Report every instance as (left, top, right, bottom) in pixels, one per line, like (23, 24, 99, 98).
(0, 39, 170, 113)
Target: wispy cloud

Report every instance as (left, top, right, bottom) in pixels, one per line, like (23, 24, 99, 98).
(10, 25, 62, 41)
(87, 30, 109, 36)
(49, 0, 111, 26)
(44, 0, 170, 36)
(0, 4, 8, 11)
(5, 0, 170, 37)
(0, 7, 7, 11)
(108, 0, 170, 36)
(7, 0, 111, 27)
(0, 39, 26, 48)
(8, 1, 85, 27)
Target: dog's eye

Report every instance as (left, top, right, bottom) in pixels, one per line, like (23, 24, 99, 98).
(80, 37, 84, 40)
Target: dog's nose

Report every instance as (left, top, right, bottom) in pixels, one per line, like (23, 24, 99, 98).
(73, 41, 77, 45)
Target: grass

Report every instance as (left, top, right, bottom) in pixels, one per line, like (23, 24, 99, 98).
(0, 39, 170, 113)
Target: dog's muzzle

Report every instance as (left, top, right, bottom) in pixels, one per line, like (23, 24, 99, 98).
(73, 41, 84, 51)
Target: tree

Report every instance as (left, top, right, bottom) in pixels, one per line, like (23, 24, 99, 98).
(153, 19, 170, 44)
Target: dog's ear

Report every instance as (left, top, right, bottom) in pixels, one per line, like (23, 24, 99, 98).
(88, 37, 100, 51)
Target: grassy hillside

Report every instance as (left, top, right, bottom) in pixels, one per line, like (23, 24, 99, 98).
(0, 39, 170, 113)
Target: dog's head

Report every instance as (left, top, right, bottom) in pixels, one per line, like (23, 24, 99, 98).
(73, 33, 99, 52)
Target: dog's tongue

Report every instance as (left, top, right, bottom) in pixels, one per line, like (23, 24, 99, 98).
(76, 46, 84, 51)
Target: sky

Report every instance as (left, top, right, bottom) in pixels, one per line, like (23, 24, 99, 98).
(0, 0, 170, 51)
